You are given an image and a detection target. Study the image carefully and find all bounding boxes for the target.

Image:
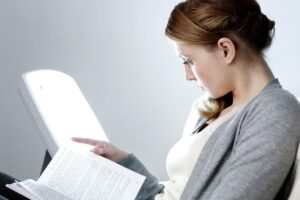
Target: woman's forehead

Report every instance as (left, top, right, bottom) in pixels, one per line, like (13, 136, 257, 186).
(173, 42, 204, 57)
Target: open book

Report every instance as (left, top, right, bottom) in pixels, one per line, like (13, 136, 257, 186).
(6, 145, 145, 200)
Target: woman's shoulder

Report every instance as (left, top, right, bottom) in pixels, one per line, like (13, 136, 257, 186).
(239, 82, 300, 140)
(259, 89, 298, 107)
(247, 80, 300, 114)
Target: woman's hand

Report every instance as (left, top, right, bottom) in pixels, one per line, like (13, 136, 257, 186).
(71, 137, 128, 163)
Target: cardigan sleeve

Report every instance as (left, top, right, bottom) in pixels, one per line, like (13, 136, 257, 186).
(208, 91, 300, 200)
(118, 153, 164, 200)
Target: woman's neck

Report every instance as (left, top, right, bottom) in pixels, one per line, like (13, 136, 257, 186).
(231, 56, 274, 107)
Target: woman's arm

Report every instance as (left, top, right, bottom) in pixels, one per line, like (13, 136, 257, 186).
(119, 154, 164, 200)
(208, 92, 300, 200)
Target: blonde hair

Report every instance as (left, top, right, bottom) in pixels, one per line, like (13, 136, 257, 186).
(195, 93, 233, 119)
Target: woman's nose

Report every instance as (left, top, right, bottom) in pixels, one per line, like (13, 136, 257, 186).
(185, 65, 196, 81)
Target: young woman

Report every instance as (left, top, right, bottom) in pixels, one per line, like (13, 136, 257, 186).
(1, 0, 300, 199)
(73, 0, 300, 199)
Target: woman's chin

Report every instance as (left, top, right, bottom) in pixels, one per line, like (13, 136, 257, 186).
(205, 91, 219, 99)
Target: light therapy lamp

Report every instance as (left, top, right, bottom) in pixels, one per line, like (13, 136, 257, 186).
(19, 69, 109, 159)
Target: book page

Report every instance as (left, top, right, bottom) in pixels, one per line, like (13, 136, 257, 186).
(38, 145, 145, 200)
(18, 179, 72, 200)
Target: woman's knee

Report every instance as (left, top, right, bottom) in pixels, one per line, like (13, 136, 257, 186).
(0, 172, 18, 186)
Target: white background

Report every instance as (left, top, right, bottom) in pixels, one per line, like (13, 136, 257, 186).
(0, 0, 299, 180)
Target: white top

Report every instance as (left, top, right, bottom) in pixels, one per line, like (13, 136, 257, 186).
(155, 107, 241, 200)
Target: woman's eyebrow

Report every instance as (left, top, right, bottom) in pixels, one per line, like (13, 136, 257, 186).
(179, 54, 191, 59)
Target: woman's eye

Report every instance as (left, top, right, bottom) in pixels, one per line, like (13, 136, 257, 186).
(183, 60, 193, 66)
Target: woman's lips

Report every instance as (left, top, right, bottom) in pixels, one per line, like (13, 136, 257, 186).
(187, 81, 205, 90)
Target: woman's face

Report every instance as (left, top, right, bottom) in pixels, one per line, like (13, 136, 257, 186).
(174, 42, 233, 98)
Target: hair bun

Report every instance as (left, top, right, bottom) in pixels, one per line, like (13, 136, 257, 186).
(254, 12, 275, 50)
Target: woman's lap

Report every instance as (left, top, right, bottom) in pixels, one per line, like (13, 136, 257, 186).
(0, 172, 29, 200)
(0, 195, 8, 200)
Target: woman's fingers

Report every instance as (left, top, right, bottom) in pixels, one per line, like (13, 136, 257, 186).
(71, 137, 127, 162)
(92, 146, 106, 156)
(72, 137, 104, 146)
(72, 137, 110, 156)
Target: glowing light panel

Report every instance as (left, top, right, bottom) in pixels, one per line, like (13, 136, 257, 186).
(20, 70, 108, 156)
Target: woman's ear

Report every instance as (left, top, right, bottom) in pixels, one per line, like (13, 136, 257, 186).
(217, 37, 236, 64)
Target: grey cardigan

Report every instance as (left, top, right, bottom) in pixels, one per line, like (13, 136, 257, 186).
(119, 79, 300, 200)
